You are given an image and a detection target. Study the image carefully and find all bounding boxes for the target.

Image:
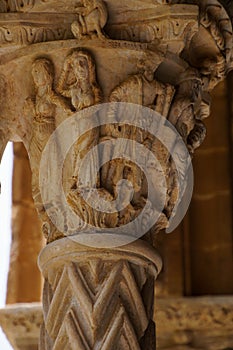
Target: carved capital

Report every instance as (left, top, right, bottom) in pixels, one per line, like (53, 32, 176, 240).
(0, 1, 232, 348)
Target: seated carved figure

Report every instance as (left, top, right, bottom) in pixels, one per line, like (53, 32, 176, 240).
(71, 0, 108, 40)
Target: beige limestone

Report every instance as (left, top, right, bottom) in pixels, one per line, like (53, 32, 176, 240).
(0, 303, 43, 350)
(1, 297, 232, 349)
(0, 0, 233, 348)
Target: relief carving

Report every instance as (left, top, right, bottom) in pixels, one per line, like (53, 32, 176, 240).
(29, 58, 68, 154)
(0, 1, 232, 348)
(199, 0, 232, 61)
(168, 68, 212, 153)
(38, 238, 162, 350)
(187, 91, 210, 153)
(71, 0, 108, 40)
(56, 49, 119, 234)
(187, 120, 207, 154)
(105, 5, 198, 54)
(57, 50, 102, 112)
(107, 18, 197, 47)
(170, 0, 232, 51)
(0, 25, 73, 46)
(0, 0, 35, 12)
(52, 52, 177, 235)
(97, 59, 176, 234)
(26, 58, 69, 209)
(0, 13, 77, 47)
(57, 50, 102, 188)
(170, 0, 232, 89)
(108, 58, 174, 113)
(42, 261, 151, 349)
(168, 70, 202, 140)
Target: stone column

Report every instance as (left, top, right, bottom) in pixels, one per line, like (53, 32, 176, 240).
(0, 0, 232, 349)
(7, 143, 44, 304)
(38, 236, 162, 349)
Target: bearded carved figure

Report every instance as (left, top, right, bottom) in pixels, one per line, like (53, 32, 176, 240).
(0, 0, 232, 349)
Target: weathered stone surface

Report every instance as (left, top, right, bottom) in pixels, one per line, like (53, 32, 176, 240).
(38, 236, 162, 349)
(0, 0, 233, 348)
(0, 303, 43, 350)
(155, 297, 233, 349)
(1, 297, 232, 350)
(0, 0, 230, 242)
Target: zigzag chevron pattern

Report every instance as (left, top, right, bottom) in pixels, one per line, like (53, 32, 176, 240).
(41, 259, 155, 350)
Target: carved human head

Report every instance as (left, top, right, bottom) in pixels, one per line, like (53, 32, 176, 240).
(32, 58, 54, 88)
(66, 50, 97, 86)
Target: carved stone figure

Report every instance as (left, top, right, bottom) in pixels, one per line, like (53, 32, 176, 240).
(98, 59, 175, 231)
(167, 68, 213, 153)
(28, 58, 69, 154)
(27, 58, 69, 209)
(168, 69, 203, 143)
(187, 93, 210, 153)
(67, 187, 119, 230)
(71, 0, 108, 40)
(0, 0, 232, 348)
(57, 49, 102, 112)
(57, 49, 102, 189)
(109, 57, 172, 111)
(57, 49, 118, 231)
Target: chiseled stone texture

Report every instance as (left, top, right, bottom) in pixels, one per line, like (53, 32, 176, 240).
(0, 297, 232, 350)
(0, 303, 43, 350)
(0, 0, 233, 348)
(155, 297, 233, 349)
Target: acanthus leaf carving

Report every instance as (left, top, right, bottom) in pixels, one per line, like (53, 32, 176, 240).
(105, 5, 198, 54)
(0, 0, 35, 13)
(0, 12, 79, 47)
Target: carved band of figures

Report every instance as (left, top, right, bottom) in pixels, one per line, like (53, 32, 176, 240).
(21, 3, 227, 241)
(25, 47, 211, 241)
